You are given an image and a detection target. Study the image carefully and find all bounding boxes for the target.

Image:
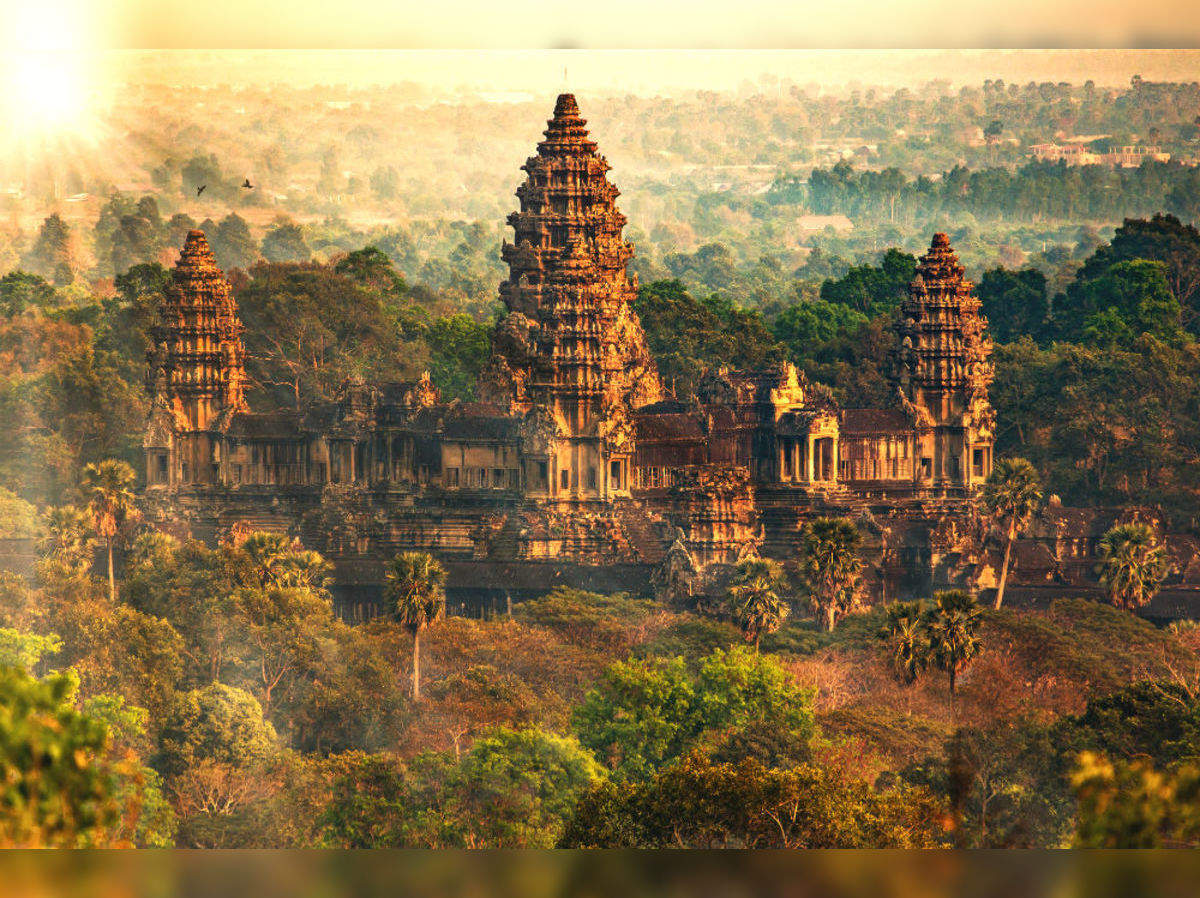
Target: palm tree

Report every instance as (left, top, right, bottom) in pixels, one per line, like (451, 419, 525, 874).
(233, 531, 331, 592)
(384, 551, 447, 701)
(1097, 522, 1172, 613)
(274, 549, 333, 591)
(39, 505, 95, 575)
(925, 590, 983, 710)
(980, 457, 1043, 610)
(238, 531, 294, 588)
(80, 459, 139, 601)
(878, 600, 928, 686)
(797, 517, 863, 632)
(726, 557, 789, 651)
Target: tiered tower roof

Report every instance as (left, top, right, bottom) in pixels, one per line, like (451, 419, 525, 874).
(895, 233, 994, 423)
(148, 230, 247, 430)
(490, 93, 661, 440)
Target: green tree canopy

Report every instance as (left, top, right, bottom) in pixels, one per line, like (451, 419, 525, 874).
(0, 628, 62, 670)
(818, 249, 917, 318)
(772, 299, 868, 361)
(0, 271, 58, 315)
(334, 246, 407, 296)
(454, 727, 603, 848)
(1059, 259, 1183, 345)
(633, 279, 785, 399)
(261, 221, 311, 263)
(573, 647, 815, 782)
(1072, 751, 1200, 848)
(23, 214, 74, 284)
(1076, 214, 1200, 329)
(561, 752, 943, 848)
(154, 683, 278, 780)
(210, 213, 260, 271)
(236, 260, 423, 408)
(318, 752, 411, 847)
(0, 488, 40, 539)
(0, 668, 129, 846)
(425, 313, 492, 400)
(978, 267, 1050, 343)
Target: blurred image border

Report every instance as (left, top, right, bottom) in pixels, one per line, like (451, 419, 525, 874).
(5, 850, 1200, 898)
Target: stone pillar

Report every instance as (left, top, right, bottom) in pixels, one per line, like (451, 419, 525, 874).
(806, 436, 816, 482)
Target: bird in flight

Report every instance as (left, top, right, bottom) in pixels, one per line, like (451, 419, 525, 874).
(196, 184, 206, 196)
(242, 178, 253, 189)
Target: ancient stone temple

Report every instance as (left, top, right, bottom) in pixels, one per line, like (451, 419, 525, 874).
(142, 95, 1007, 616)
(485, 93, 662, 502)
(837, 232, 996, 496)
(893, 232, 996, 491)
(145, 230, 248, 488)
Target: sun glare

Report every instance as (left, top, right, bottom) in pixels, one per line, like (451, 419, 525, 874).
(4, 52, 90, 137)
(1, 0, 103, 145)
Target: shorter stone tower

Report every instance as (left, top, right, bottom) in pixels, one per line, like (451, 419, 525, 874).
(895, 233, 995, 493)
(144, 230, 247, 487)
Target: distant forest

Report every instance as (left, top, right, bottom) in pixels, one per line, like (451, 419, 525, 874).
(3, 75, 1200, 300)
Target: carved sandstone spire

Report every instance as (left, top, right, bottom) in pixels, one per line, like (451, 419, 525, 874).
(895, 233, 994, 427)
(147, 230, 247, 431)
(489, 93, 662, 433)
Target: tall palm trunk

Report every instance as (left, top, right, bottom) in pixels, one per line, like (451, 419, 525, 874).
(106, 537, 115, 602)
(411, 630, 421, 701)
(994, 523, 1015, 610)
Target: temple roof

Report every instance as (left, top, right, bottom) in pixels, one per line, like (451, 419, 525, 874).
(554, 93, 579, 117)
(913, 231, 967, 288)
(172, 230, 226, 285)
(841, 408, 914, 434)
(538, 92, 598, 156)
(635, 412, 706, 442)
(226, 410, 308, 440)
(442, 402, 520, 441)
(635, 399, 696, 415)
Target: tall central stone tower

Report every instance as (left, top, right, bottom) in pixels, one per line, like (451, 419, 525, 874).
(144, 230, 247, 487)
(486, 93, 662, 502)
(895, 233, 995, 492)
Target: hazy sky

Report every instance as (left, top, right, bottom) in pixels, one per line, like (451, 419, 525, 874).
(2, 1, 1196, 133)
(87, 50, 1199, 97)
(112, 0, 1200, 49)
(9, 0, 1200, 52)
